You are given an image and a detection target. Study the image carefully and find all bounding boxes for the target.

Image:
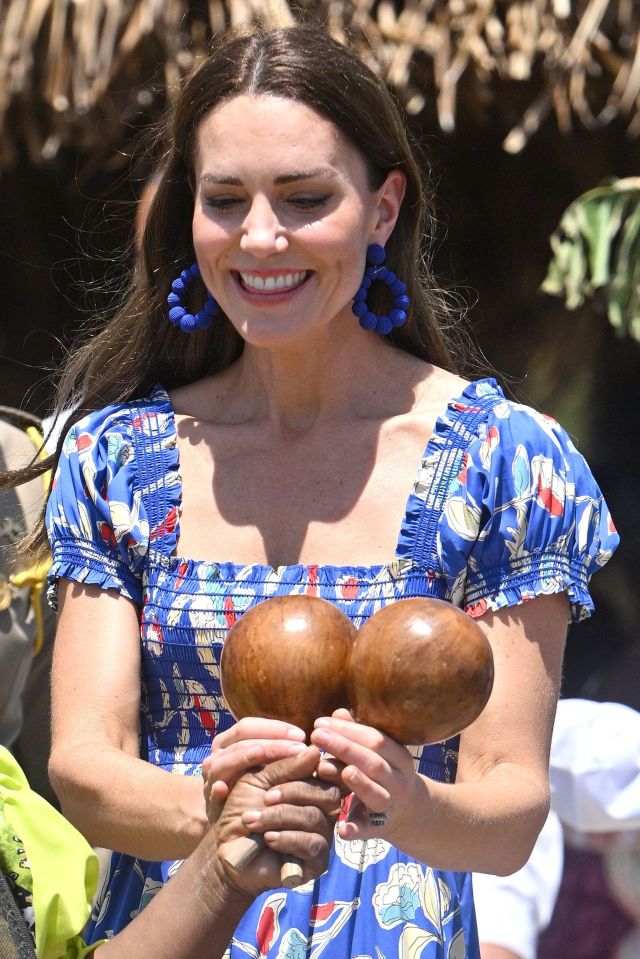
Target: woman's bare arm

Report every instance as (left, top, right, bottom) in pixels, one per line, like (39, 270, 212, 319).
(480, 947, 523, 959)
(49, 580, 208, 859)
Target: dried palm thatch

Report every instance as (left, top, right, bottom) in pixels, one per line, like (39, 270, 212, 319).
(0, 0, 638, 168)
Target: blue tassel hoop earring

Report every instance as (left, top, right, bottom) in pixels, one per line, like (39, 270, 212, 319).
(167, 262, 219, 333)
(352, 244, 410, 335)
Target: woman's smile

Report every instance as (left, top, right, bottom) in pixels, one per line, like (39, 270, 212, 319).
(234, 269, 311, 297)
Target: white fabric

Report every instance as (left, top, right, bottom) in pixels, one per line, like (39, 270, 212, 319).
(550, 699, 640, 834)
(473, 810, 563, 959)
(474, 698, 640, 958)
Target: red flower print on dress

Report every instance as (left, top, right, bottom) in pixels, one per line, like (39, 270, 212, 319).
(150, 506, 178, 541)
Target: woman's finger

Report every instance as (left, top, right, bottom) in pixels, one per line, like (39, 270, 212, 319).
(204, 779, 230, 824)
(337, 794, 390, 842)
(312, 715, 400, 755)
(203, 739, 308, 787)
(340, 764, 391, 819)
(210, 717, 306, 751)
(331, 707, 354, 722)
(315, 755, 346, 784)
(310, 720, 398, 781)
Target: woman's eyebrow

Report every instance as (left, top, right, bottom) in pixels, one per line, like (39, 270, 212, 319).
(199, 168, 337, 186)
(274, 169, 337, 184)
(200, 174, 242, 185)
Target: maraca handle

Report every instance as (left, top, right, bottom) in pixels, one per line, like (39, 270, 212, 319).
(221, 834, 305, 889)
(280, 855, 304, 889)
(222, 833, 264, 871)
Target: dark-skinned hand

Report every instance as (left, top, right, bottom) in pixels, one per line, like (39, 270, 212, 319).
(211, 744, 342, 898)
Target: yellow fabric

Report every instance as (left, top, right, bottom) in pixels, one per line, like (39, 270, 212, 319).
(10, 559, 51, 656)
(0, 748, 100, 959)
(8, 425, 52, 655)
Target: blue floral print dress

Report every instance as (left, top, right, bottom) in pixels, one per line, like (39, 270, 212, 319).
(46, 378, 618, 959)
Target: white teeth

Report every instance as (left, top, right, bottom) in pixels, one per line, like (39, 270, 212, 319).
(239, 271, 307, 292)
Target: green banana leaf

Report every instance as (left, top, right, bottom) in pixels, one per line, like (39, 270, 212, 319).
(542, 177, 640, 340)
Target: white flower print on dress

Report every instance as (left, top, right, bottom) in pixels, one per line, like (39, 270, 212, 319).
(334, 833, 390, 871)
(373, 862, 424, 928)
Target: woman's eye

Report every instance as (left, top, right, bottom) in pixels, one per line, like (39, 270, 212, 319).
(202, 193, 329, 214)
(204, 196, 242, 211)
(289, 195, 329, 211)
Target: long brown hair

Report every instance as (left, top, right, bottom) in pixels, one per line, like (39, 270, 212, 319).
(3, 25, 469, 554)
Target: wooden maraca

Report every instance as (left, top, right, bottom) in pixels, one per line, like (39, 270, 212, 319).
(219, 593, 494, 884)
(347, 597, 494, 745)
(220, 594, 356, 886)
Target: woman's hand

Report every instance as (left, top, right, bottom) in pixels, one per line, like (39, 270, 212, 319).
(213, 745, 342, 897)
(202, 718, 308, 822)
(310, 708, 421, 845)
(310, 597, 568, 875)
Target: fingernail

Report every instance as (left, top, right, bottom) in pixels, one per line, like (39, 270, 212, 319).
(243, 809, 262, 824)
(265, 789, 282, 803)
(319, 760, 339, 775)
(288, 742, 307, 754)
(312, 729, 330, 747)
(314, 717, 330, 728)
(287, 727, 306, 741)
(344, 766, 359, 785)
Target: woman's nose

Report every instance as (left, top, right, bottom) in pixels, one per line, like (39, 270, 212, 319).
(239, 197, 288, 256)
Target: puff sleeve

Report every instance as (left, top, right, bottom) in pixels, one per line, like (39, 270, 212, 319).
(46, 404, 150, 607)
(438, 395, 619, 622)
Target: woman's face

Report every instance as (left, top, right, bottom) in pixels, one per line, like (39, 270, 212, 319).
(191, 94, 404, 348)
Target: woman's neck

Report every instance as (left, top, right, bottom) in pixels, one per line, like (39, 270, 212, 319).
(215, 330, 422, 433)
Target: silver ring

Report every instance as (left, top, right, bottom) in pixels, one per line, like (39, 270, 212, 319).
(368, 810, 388, 827)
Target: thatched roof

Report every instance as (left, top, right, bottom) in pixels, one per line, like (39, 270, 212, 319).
(0, 0, 638, 168)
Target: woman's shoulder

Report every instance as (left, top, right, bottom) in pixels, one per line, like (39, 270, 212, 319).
(414, 374, 595, 499)
(431, 375, 574, 451)
(46, 385, 178, 604)
(466, 381, 581, 459)
(402, 364, 579, 461)
(61, 384, 174, 452)
(433, 378, 619, 620)
(400, 360, 469, 423)
(167, 369, 242, 425)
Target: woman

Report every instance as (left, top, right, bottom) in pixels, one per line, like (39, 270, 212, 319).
(30, 25, 617, 958)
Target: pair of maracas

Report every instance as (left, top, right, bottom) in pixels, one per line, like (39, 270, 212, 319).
(219, 594, 495, 887)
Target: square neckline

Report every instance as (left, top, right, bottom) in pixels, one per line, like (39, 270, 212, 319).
(150, 378, 501, 579)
